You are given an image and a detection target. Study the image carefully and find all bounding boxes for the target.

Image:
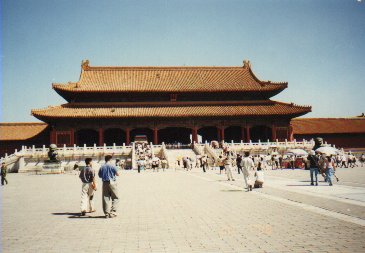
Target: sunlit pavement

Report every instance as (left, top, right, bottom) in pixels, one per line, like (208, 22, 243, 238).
(1, 167, 365, 253)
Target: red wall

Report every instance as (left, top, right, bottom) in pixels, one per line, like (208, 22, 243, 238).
(294, 133, 365, 149)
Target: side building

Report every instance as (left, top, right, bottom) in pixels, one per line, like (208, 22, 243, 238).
(292, 115, 365, 150)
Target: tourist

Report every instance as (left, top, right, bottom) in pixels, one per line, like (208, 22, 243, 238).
(73, 162, 79, 175)
(360, 153, 365, 167)
(340, 154, 348, 168)
(318, 153, 327, 181)
(120, 159, 126, 170)
(115, 159, 121, 170)
(335, 154, 341, 168)
(240, 151, 255, 191)
(1, 162, 8, 186)
(223, 147, 235, 181)
(278, 155, 283, 169)
(137, 157, 145, 173)
(271, 155, 277, 170)
(257, 157, 264, 171)
(161, 158, 168, 171)
(348, 153, 353, 168)
(79, 158, 96, 216)
(217, 155, 225, 174)
(254, 167, 264, 188)
(348, 153, 356, 168)
(196, 156, 201, 169)
(152, 156, 160, 172)
(236, 154, 242, 174)
(201, 155, 208, 173)
(259, 157, 267, 170)
(325, 156, 335, 186)
(290, 155, 295, 169)
(183, 157, 189, 171)
(98, 155, 120, 218)
(307, 150, 319, 186)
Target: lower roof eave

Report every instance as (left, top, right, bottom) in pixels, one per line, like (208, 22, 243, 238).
(32, 113, 309, 124)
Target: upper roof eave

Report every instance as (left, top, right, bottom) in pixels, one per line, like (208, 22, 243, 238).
(51, 60, 288, 94)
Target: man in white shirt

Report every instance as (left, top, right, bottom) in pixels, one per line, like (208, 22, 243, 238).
(223, 148, 235, 181)
(240, 151, 255, 191)
(254, 167, 265, 188)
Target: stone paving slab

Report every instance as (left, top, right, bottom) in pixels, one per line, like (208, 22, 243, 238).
(1, 169, 365, 253)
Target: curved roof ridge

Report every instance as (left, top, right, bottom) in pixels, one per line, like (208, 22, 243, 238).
(86, 65, 245, 70)
(272, 101, 312, 109)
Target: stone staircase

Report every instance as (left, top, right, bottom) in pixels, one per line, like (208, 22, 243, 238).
(164, 149, 198, 169)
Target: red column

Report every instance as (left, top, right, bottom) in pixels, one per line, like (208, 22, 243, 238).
(221, 128, 225, 142)
(70, 128, 75, 146)
(98, 128, 104, 146)
(246, 126, 251, 142)
(125, 128, 130, 145)
(288, 125, 294, 141)
(241, 126, 246, 142)
(192, 127, 198, 143)
(153, 128, 158, 144)
(217, 128, 221, 141)
(271, 125, 276, 141)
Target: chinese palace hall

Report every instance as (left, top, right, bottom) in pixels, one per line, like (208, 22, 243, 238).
(31, 59, 311, 147)
(2, 59, 363, 156)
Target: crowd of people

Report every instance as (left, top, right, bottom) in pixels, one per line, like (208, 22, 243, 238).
(135, 143, 167, 173)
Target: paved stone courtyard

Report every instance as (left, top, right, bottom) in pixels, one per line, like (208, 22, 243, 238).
(1, 166, 365, 253)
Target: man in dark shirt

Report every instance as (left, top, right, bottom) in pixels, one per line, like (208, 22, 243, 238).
(1, 162, 8, 185)
(98, 155, 119, 218)
(236, 154, 242, 174)
(79, 158, 96, 216)
(308, 151, 319, 186)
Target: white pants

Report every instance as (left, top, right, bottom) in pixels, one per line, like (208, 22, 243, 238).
(225, 165, 233, 180)
(242, 169, 253, 188)
(81, 183, 95, 212)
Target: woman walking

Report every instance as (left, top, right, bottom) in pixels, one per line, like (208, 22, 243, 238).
(325, 156, 335, 186)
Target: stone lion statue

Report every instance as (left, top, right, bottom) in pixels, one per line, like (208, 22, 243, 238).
(47, 144, 59, 162)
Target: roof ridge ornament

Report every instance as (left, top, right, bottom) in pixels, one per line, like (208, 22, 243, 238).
(243, 59, 251, 69)
(81, 59, 90, 70)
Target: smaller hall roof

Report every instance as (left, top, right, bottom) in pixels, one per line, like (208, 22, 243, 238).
(31, 101, 311, 121)
(292, 117, 365, 135)
(52, 60, 288, 94)
(0, 123, 48, 141)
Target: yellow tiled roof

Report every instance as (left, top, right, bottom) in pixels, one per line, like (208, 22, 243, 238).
(0, 123, 48, 141)
(32, 101, 310, 120)
(292, 118, 365, 134)
(52, 63, 287, 93)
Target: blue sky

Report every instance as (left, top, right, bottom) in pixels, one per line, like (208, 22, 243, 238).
(1, 0, 365, 122)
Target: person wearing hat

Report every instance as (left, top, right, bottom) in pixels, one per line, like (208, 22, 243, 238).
(1, 162, 8, 185)
(307, 150, 319, 186)
(223, 147, 235, 181)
